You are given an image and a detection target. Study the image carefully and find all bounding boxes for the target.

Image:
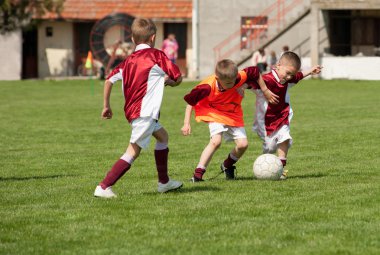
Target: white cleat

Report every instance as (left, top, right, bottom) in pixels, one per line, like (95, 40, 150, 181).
(94, 185, 117, 198)
(280, 170, 288, 180)
(158, 179, 183, 193)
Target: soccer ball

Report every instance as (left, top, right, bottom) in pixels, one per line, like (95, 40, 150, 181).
(253, 154, 283, 180)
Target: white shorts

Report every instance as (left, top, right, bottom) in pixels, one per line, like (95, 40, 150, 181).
(130, 117, 162, 149)
(209, 122, 247, 142)
(261, 125, 292, 153)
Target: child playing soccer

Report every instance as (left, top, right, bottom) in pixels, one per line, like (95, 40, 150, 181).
(250, 51, 322, 179)
(181, 59, 279, 182)
(94, 18, 183, 198)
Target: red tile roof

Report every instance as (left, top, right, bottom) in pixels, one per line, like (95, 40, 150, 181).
(42, 0, 192, 21)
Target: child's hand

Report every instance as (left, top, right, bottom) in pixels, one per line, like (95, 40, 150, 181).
(236, 83, 249, 97)
(236, 86, 245, 97)
(165, 78, 175, 86)
(263, 89, 279, 104)
(310, 65, 323, 75)
(165, 75, 181, 87)
(181, 123, 191, 136)
(101, 107, 113, 119)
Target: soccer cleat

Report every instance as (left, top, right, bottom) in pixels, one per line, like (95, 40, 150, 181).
(190, 176, 204, 183)
(280, 169, 288, 180)
(94, 185, 117, 198)
(220, 163, 236, 180)
(158, 179, 183, 193)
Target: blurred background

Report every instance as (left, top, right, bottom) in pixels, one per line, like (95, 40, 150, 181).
(1, 0, 379, 81)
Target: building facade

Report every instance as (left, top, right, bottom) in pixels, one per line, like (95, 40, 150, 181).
(1, 0, 380, 80)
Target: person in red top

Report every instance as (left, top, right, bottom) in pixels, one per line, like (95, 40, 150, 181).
(181, 59, 279, 182)
(94, 18, 183, 198)
(250, 51, 322, 179)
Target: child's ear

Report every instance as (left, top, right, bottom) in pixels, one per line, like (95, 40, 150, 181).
(150, 34, 156, 44)
(131, 36, 135, 44)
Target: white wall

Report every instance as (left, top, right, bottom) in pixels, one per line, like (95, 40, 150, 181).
(38, 21, 74, 78)
(302, 56, 380, 80)
(0, 30, 22, 80)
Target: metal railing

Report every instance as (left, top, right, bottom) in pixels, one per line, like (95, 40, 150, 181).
(213, 0, 306, 62)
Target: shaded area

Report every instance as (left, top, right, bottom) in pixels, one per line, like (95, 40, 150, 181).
(0, 174, 77, 182)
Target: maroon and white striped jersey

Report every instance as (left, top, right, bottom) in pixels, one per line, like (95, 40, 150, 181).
(252, 69, 304, 137)
(107, 44, 182, 123)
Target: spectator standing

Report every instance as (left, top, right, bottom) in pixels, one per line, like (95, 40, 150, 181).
(251, 48, 267, 73)
(267, 50, 277, 70)
(162, 33, 179, 63)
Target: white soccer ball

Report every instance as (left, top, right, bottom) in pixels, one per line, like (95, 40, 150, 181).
(253, 154, 284, 180)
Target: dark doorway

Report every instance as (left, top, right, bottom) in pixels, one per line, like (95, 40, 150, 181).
(351, 10, 380, 56)
(22, 26, 38, 79)
(164, 23, 187, 75)
(73, 22, 95, 75)
(327, 10, 351, 56)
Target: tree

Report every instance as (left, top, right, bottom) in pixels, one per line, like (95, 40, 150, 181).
(0, 0, 64, 34)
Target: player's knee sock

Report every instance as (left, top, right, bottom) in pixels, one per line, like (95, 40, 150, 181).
(194, 165, 206, 179)
(279, 157, 287, 167)
(223, 153, 239, 168)
(100, 156, 132, 189)
(154, 147, 169, 184)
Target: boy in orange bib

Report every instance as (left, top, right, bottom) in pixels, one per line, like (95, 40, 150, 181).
(181, 59, 278, 181)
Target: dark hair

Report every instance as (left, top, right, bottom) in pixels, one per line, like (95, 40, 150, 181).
(280, 51, 301, 70)
(215, 59, 238, 80)
(131, 18, 157, 44)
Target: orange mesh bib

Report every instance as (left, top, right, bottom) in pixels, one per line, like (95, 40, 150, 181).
(194, 71, 247, 127)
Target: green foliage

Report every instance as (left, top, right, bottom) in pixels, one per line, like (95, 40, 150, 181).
(0, 0, 64, 33)
(0, 79, 379, 254)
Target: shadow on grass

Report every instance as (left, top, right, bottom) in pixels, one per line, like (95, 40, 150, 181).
(220, 173, 327, 181)
(0, 174, 77, 182)
(234, 176, 255, 181)
(288, 173, 326, 179)
(141, 185, 222, 195)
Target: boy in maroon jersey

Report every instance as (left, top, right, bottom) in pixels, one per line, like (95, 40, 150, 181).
(250, 51, 322, 179)
(94, 18, 183, 198)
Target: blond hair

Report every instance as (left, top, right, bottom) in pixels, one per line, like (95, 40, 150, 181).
(215, 59, 238, 80)
(131, 18, 157, 44)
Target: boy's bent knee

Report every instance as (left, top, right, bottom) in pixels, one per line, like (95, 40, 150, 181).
(236, 139, 248, 150)
(153, 128, 168, 143)
(236, 141, 248, 150)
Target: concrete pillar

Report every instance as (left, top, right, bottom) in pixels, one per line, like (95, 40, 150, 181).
(191, 0, 199, 79)
(310, 5, 320, 67)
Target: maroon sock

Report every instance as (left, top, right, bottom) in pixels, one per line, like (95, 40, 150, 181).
(193, 168, 206, 179)
(280, 159, 287, 167)
(223, 154, 237, 168)
(154, 148, 169, 184)
(100, 159, 131, 189)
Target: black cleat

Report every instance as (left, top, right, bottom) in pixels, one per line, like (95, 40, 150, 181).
(220, 164, 236, 180)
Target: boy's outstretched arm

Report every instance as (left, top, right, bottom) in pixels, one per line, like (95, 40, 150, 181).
(101, 80, 113, 119)
(302, 65, 323, 78)
(181, 104, 193, 136)
(257, 74, 279, 104)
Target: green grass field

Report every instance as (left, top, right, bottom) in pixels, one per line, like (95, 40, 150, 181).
(0, 78, 379, 255)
